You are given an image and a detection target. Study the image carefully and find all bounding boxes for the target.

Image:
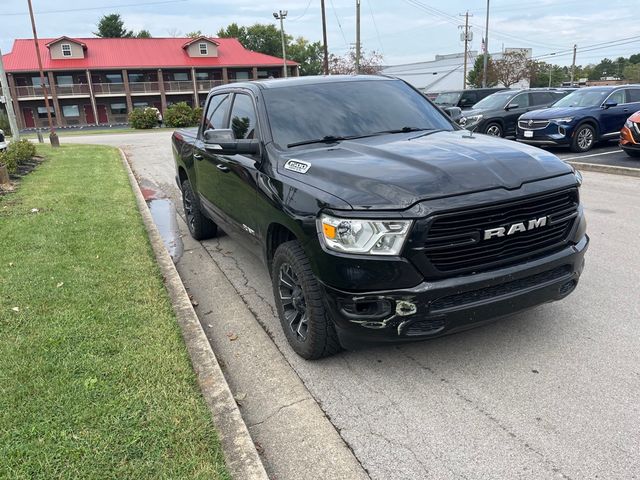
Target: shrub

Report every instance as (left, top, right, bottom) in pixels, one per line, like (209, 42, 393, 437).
(164, 102, 197, 128)
(128, 108, 158, 129)
(0, 139, 36, 175)
(192, 107, 203, 126)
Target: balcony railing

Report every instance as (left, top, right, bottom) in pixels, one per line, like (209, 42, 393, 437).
(129, 81, 160, 94)
(92, 83, 127, 95)
(14, 85, 52, 98)
(195, 79, 224, 91)
(163, 80, 195, 93)
(54, 84, 91, 96)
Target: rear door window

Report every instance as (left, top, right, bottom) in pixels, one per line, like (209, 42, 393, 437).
(530, 92, 553, 105)
(624, 88, 640, 104)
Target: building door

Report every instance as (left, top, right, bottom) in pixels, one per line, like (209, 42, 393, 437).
(22, 107, 35, 128)
(84, 104, 95, 124)
(96, 105, 108, 124)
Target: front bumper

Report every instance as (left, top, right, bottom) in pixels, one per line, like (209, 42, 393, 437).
(516, 122, 573, 147)
(321, 234, 588, 348)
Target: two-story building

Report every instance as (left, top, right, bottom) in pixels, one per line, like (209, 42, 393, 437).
(1, 36, 298, 130)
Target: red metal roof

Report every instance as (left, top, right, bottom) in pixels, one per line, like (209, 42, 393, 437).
(2, 37, 296, 72)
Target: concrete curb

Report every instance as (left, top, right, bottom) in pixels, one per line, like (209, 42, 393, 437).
(567, 160, 640, 178)
(119, 149, 269, 480)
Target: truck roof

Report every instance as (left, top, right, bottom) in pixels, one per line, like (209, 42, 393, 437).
(235, 74, 393, 90)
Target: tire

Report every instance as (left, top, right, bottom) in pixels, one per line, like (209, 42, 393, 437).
(271, 240, 341, 359)
(570, 124, 596, 153)
(623, 148, 640, 158)
(181, 179, 217, 240)
(484, 122, 503, 137)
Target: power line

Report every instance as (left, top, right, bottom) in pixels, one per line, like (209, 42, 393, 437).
(366, 0, 385, 55)
(0, 0, 187, 16)
(290, 0, 314, 22)
(328, 0, 349, 45)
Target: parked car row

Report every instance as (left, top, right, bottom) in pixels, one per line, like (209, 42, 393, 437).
(434, 85, 640, 155)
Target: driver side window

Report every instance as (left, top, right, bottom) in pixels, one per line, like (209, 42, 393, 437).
(607, 90, 625, 105)
(203, 94, 229, 131)
(509, 93, 530, 108)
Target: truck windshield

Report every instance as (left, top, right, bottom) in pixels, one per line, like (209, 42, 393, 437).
(552, 89, 610, 108)
(434, 92, 462, 106)
(262, 79, 454, 149)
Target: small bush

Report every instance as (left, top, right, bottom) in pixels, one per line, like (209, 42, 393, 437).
(12, 139, 36, 162)
(0, 150, 18, 174)
(164, 102, 197, 128)
(192, 107, 203, 126)
(128, 108, 158, 129)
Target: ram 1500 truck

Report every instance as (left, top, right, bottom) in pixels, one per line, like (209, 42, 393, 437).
(172, 75, 588, 359)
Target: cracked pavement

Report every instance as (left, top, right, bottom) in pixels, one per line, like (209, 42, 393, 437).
(68, 131, 640, 479)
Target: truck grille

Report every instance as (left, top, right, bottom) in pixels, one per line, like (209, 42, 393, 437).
(423, 188, 578, 273)
(518, 120, 549, 130)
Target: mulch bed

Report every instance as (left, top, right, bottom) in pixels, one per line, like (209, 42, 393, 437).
(0, 156, 45, 196)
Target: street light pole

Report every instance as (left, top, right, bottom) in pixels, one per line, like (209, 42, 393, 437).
(0, 48, 20, 142)
(482, 0, 490, 88)
(27, 0, 59, 147)
(273, 10, 288, 78)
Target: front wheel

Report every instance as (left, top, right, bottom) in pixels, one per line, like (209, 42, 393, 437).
(571, 124, 595, 153)
(271, 241, 341, 359)
(181, 180, 217, 240)
(484, 122, 503, 137)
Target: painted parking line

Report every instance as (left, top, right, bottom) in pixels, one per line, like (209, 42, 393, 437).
(562, 149, 623, 161)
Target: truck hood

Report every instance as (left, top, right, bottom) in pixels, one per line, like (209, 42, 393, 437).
(278, 130, 573, 210)
(520, 106, 593, 120)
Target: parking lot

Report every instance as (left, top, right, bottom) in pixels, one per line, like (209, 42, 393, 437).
(67, 131, 640, 479)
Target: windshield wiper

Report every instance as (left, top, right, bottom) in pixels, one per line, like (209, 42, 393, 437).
(286, 127, 432, 148)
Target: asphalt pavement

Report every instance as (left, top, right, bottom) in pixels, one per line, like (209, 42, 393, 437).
(67, 131, 640, 480)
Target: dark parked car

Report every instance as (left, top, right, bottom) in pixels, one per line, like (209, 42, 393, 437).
(517, 85, 640, 152)
(172, 75, 588, 359)
(434, 87, 507, 110)
(459, 88, 572, 137)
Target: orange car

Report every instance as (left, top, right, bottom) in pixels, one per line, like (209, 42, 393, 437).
(620, 111, 640, 158)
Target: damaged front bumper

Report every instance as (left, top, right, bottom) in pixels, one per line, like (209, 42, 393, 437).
(320, 235, 588, 348)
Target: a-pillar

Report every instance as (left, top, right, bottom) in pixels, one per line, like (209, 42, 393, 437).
(157, 68, 167, 112)
(47, 71, 62, 127)
(122, 69, 133, 113)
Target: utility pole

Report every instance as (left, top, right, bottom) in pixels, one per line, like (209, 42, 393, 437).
(355, 0, 361, 73)
(27, 0, 59, 147)
(549, 64, 553, 87)
(0, 48, 20, 141)
(459, 11, 472, 89)
(570, 44, 577, 86)
(320, 0, 329, 75)
(273, 10, 288, 78)
(482, 0, 490, 88)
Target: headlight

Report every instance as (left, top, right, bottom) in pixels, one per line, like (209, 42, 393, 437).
(625, 119, 634, 128)
(550, 117, 574, 123)
(572, 168, 583, 187)
(463, 114, 483, 125)
(318, 214, 412, 256)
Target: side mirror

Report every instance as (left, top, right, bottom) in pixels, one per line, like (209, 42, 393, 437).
(602, 100, 618, 109)
(442, 106, 462, 122)
(203, 128, 259, 155)
(505, 103, 519, 111)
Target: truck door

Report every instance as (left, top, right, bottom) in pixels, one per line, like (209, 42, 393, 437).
(213, 92, 261, 251)
(193, 93, 231, 223)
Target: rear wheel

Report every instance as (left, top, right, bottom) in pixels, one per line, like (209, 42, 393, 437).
(484, 122, 503, 137)
(272, 240, 341, 359)
(571, 124, 595, 152)
(181, 180, 217, 240)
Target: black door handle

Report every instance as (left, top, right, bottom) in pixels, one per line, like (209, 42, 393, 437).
(216, 164, 230, 172)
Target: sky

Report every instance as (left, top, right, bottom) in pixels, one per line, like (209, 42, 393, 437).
(1, 0, 639, 68)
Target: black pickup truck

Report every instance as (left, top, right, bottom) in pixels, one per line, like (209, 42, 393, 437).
(172, 75, 588, 359)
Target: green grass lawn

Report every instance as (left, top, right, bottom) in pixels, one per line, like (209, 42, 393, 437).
(0, 145, 230, 479)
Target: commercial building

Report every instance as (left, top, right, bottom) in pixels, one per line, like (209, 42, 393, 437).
(1, 36, 297, 129)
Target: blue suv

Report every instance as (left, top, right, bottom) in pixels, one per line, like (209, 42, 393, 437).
(516, 85, 640, 152)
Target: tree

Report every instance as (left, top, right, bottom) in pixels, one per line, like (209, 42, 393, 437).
(328, 47, 383, 75)
(186, 30, 203, 38)
(623, 63, 640, 83)
(136, 29, 152, 38)
(217, 23, 248, 44)
(493, 50, 531, 88)
(529, 61, 566, 87)
(467, 54, 497, 88)
(95, 14, 133, 38)
(288, 37, 323, 76)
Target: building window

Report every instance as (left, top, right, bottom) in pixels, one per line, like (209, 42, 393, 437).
(32, 76, 49, 87)
(133, 102, 148, 109)
(196, 72, 209, 80)
(199, 43, 208, 55)
(62, 105, 80, 117)
(57, 75, 73, 86)
(105, 74, 123, 84)
(61, 44, 72, 57)
(128, 73, 145, 83)
(235, 71, 250, 80)
(111, 103, 128, 114)
(173, 72, 189, 81)
(37, 107, 55, 118)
